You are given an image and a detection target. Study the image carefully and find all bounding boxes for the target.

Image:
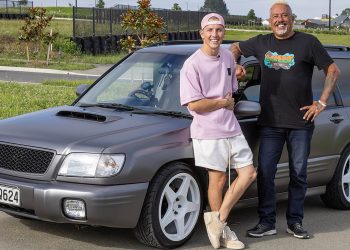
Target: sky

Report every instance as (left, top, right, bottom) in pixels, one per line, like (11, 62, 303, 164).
(32, 0, 349, 19)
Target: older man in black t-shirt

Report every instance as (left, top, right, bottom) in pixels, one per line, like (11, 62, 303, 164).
(231, 0, 340, 240)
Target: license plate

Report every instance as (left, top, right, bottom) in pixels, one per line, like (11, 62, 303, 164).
(0, 184, 20, 206)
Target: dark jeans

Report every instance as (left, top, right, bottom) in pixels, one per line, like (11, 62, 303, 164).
(257, 126, 314, 227)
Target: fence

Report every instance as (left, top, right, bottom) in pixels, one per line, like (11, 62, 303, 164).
(73, 6, 249, 38)
(0, 0, 32, 18)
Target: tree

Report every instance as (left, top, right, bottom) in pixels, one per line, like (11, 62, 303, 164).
(341, 8, 350, 16)
(172, 3, 182, 11)
(19, 7, 58, 62)
(96, 0, 105, 8)
(247, 9, 257, 21)
(120, 0, 166, 52)
(200, 0, 229, 16)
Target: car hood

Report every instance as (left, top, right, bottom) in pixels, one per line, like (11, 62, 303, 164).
(0, 106, 190, 154)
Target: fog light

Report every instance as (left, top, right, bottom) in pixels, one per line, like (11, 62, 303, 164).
(63, 199, 86, 220)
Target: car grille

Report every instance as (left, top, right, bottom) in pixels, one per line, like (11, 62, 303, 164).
(0, 143, 54, 174)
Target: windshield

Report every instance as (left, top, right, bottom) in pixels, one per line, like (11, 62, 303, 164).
(76, 52, 189, 114)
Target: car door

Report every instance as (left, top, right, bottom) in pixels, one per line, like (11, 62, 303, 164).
(235, 60, 348, 200)
(308, 58, 350, 188)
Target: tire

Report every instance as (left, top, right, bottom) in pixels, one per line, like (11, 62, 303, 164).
(321, 146, 350, 209)
(134, 162, 203, 248)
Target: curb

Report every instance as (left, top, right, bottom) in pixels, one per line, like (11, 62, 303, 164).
(0, 66, 100, 77)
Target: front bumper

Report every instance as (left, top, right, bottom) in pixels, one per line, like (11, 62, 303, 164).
(0, 174, 148, 228)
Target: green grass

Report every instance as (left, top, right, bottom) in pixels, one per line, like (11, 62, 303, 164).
(308, 33, 350, 47)
(42, 79, 94, 88)
(45, 7, 73, 18)
(0, 19, 73, 37)
(225, 30, 270, 41)
(0, 18, 127, 68)
(0, 58, 95, 70)
(0, 7, 31, 14)
(0, 82, 77, 119)
(225, 30, 350, 47)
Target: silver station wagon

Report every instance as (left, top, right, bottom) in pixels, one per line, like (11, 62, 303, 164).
(0, 42, 349, 248)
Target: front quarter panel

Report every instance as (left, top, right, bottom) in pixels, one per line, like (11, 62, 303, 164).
(56, 118, 194, 185)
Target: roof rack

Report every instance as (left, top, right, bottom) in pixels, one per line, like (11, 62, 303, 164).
(324, 45, 350, 51)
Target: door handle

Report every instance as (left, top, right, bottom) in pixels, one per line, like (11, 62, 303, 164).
(329, 113, 344, 124)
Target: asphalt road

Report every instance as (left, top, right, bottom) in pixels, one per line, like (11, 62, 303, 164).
(0, 65, 113, 84)
(0, 70, 98, 83)
(1, 196, 349, 250)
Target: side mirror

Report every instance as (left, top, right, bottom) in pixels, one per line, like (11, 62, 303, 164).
(234, 100, 261, 117)
(75, 84, 90, 97)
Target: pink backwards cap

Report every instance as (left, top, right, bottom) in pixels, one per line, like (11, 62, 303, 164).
(201, 13, 225, 29)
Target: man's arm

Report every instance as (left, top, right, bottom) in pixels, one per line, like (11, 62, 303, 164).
(230, 42, 242, 62)
(320, 63, 341, 104)
(188, 93, 234, 113)
(230, 42, 246, 79)
(300, 62, 341, 121)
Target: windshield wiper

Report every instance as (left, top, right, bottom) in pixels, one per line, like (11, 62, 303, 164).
(79, 103, 136, 111)
(131, 110, 192, 119)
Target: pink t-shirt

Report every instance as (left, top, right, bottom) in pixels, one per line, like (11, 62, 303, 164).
(180, 47, 242, 139)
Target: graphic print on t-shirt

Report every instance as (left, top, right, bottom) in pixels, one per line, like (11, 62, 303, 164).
(264, 51, 295, 70)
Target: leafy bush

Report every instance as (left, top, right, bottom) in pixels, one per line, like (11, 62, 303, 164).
(120, 0, 166, 52)
(53, 37, 80, 54)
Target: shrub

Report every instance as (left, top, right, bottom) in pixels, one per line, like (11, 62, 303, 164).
(53, 37, 80, 54)
(120, 0, 166, 52)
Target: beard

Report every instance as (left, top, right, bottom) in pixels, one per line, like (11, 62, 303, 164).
(275, 27, 288, 36)
(273, 22, 289, 37)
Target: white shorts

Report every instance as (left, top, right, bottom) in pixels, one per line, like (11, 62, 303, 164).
(192, 134, 253, 172)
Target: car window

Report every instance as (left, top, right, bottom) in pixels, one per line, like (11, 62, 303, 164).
(332, 59, 350, 106)
(237, 64, 261, 102)
(311, 67, 336, 107)
(97, 60, 154, 102)
(237, 64, 337, 107)
(77, 52, 188, 113)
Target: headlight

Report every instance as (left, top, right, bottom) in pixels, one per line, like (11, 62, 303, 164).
(58, 153, 125, 177)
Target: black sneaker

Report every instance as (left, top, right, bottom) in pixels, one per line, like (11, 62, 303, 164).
(246, 223, 277, 237)
(286, 223, 310, 239)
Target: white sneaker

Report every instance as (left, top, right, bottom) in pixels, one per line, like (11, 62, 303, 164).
(203, 212, 225, 249)
(221, 225, 245, 249)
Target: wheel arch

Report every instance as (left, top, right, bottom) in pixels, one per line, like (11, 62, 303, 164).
(133, 159, 207, 248)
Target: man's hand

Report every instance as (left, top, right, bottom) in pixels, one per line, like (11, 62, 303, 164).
(230, 42, 242, 61)
(235, 64, 246, 80)
(224, 92, 235, 110)
(300, 101, 325, 122)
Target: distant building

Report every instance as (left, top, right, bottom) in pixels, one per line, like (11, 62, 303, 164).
(262, 19, 270, 26)
(301, 19, 328, 28)
(331, 14, 350, 28)
(322, 14, 329, 19)
(293, 20, 305, 29)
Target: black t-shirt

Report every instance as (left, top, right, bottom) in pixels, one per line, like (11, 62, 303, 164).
(239, 32, 333, 128)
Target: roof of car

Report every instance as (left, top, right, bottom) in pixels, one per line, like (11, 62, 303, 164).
(137, 40, 350, 59)
(137, 40, 236, 56)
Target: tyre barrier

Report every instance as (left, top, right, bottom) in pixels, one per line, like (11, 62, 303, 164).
(72, 37, 84, 52)
(0, 13, 29, 19)
(83, 36, 94, 54)
(74, 30, 200, 54)
(92, 36, 101, 55)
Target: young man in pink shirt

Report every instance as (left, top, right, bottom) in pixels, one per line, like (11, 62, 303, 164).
(180, 13, 257, 249)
